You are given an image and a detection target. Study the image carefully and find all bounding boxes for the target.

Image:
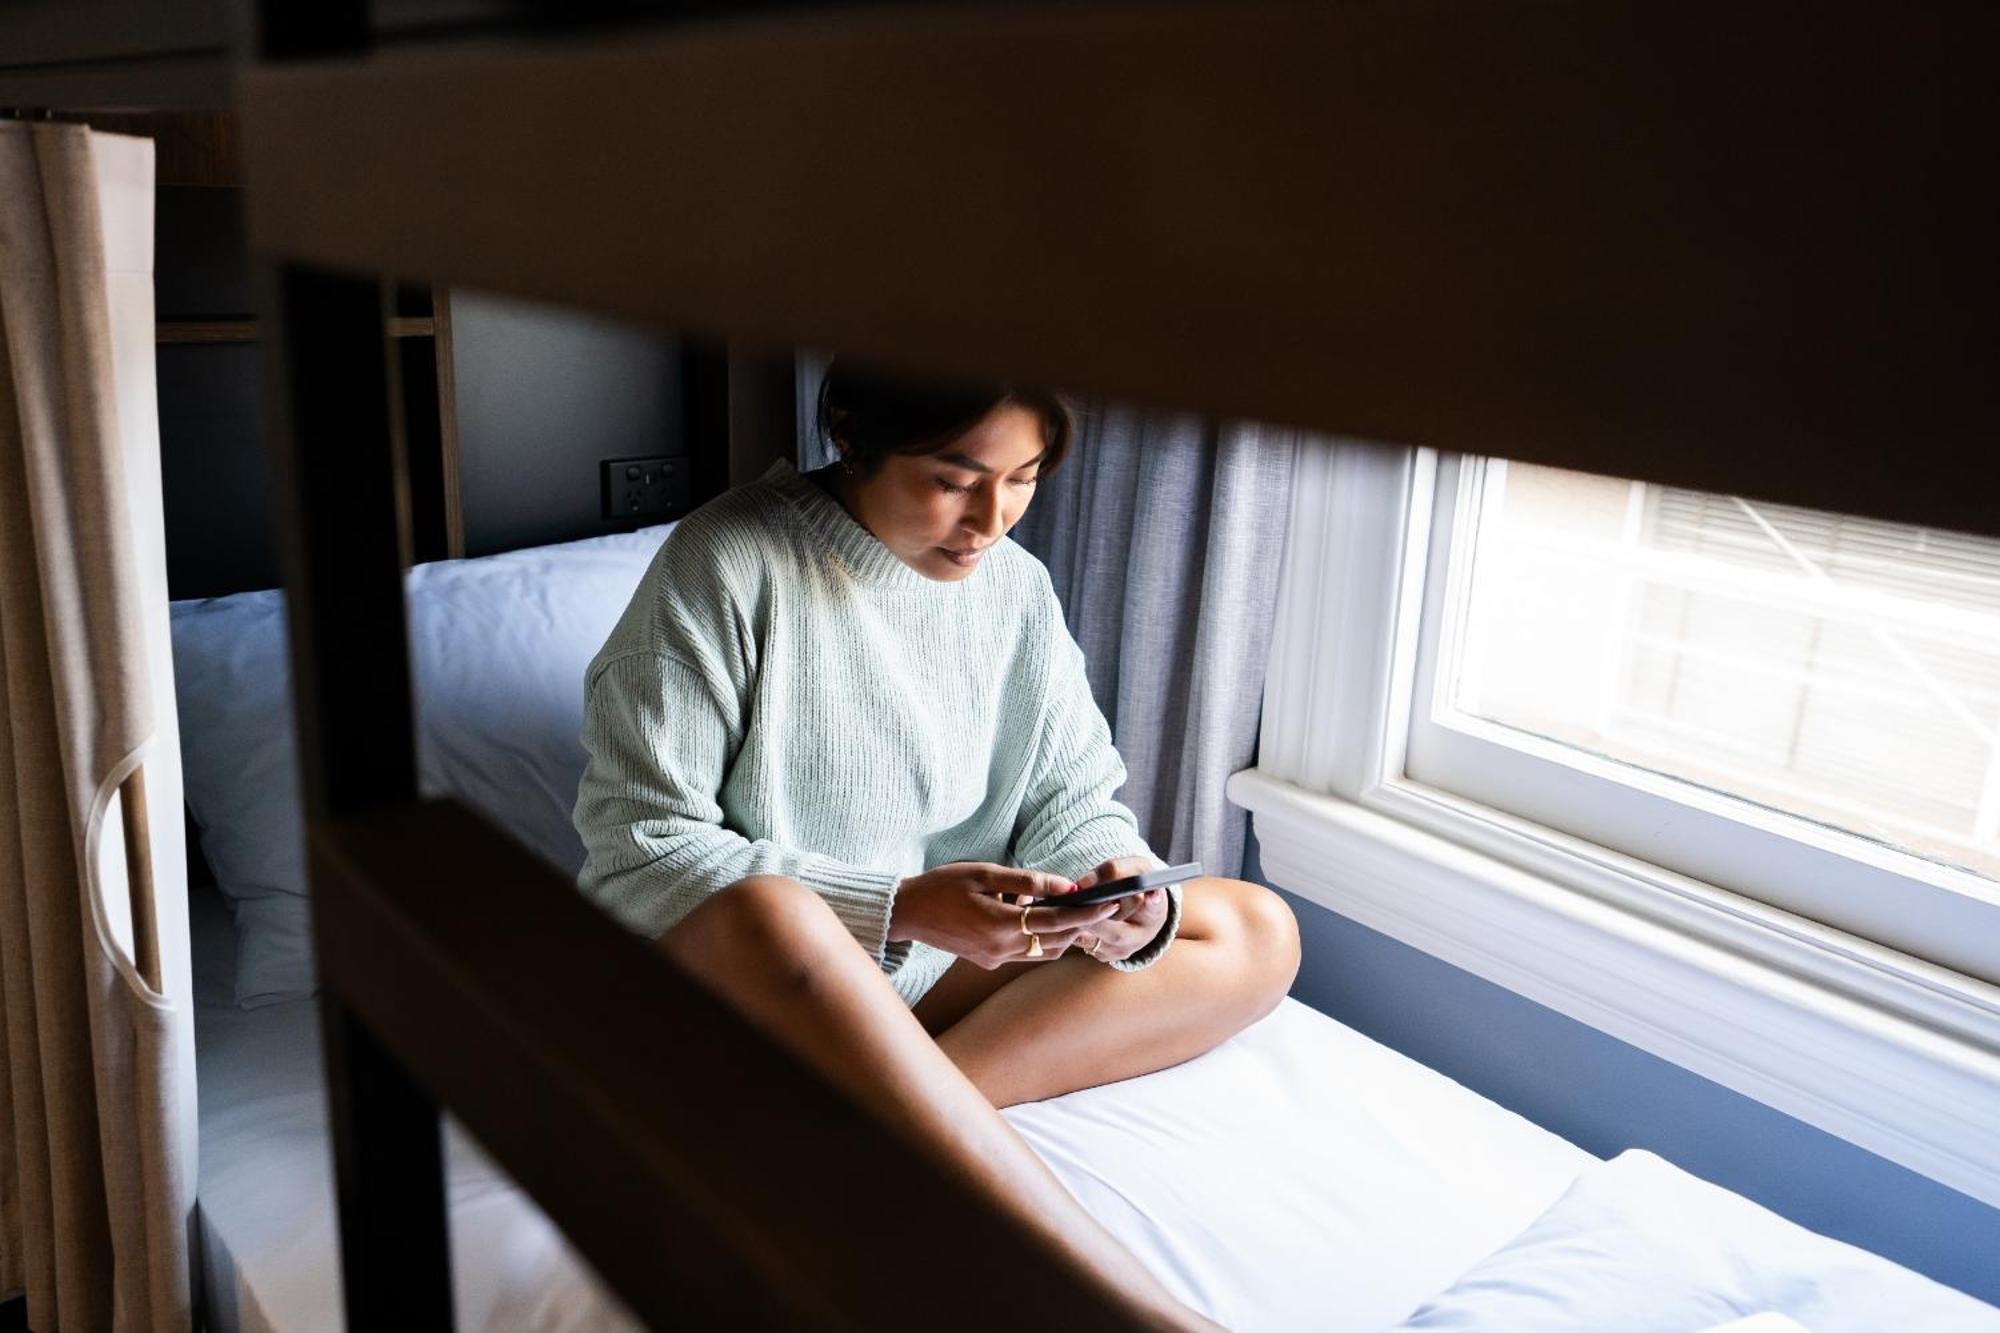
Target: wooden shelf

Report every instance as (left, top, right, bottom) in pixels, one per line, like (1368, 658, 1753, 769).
(238, 1, 1997, 538)
(157, 316, 435, 343)
(155, 319, 258, 345)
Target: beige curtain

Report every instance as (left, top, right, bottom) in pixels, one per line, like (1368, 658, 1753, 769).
(0, 122, 196, 1330)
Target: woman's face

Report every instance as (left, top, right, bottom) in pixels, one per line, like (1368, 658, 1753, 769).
(839, 404, 1048, 582)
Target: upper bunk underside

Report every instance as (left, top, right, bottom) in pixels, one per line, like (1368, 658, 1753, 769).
(230, 0, 1997, 537)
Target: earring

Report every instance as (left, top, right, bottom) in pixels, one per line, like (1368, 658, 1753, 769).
(838, 455, 857, 477)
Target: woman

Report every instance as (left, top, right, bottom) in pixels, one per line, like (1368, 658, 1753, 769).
(573, 362, 1299, 1328)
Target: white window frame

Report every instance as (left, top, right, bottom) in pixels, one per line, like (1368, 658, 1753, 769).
(1407, 454, 2000, 983)
(1231, 440, 2000, 1209)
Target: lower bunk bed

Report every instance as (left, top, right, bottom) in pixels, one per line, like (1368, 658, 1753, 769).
(193, 883, 1996, 1331)
(192, 885, 1559, 1331)
(174, 525, 1999, 1332)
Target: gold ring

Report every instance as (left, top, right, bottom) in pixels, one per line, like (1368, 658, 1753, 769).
(1019, 902, 1043, 957)
(1078, 933, 1102, 959)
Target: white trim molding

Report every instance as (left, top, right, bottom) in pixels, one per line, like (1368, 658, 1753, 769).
(1403, 455, 2000, 984)
(1232, 766, 2000, 1211)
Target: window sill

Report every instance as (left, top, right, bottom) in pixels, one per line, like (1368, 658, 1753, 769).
(1228, 766, 2000, 1210)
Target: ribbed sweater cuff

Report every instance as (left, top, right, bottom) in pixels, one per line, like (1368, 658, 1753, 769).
(792, 853, 901, 963)
(1108, 882, 1182, 973)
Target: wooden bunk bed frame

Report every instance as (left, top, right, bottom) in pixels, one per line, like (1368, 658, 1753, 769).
(6, 0, 1995, 1326)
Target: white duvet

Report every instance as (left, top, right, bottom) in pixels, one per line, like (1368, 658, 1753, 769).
(489, 1148, 2000, 1333)
(195, 937, 1592, 1332)
(472, 997, 1593, 1332)
(1395, 1149, 2000, 1331)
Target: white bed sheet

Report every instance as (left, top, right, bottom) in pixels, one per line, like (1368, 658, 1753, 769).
(194, 891, 1594, 1332)
(1392, 1149, 2000, 1330)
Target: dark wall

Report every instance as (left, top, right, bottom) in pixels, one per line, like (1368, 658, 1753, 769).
(157, 340, 276, 595)
(451, 291, 684, 558)
(156, 186, 276, 597)
(157, 185, 253, 315)
(156, 188, 686, 597)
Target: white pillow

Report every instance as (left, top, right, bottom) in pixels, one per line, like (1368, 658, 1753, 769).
(172, 524, 674, 1006)
(1395, 1149, 2000, 1332)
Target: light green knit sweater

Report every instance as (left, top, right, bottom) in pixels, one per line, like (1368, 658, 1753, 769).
(573, 458, 1179, 1005)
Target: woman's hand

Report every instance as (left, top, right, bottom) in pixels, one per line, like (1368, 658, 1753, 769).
(890, 861, 1123, 969)
(1060, 856, 1171, 964)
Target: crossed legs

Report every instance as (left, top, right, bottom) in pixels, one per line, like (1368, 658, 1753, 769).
(912, 877, 1301, 1107)
(659, 874, 1297, 1329)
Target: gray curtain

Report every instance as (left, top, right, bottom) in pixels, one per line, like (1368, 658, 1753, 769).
(1012, 406, 1296, 879)
(796, 352, 833, 469)
(0, 121, 195, 1331)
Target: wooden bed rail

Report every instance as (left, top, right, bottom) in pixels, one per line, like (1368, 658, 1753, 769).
(239, 0, 1999, 539)
(309, 797, 1160, 1328)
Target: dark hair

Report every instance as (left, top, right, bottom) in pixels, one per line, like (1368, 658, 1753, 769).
(815, 359, 1075, 480)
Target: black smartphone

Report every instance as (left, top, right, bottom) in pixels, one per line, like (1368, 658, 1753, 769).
(1037, 862, 1203, 909)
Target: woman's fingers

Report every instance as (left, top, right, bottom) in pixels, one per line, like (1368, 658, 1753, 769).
(991, 897, 1119, 961)
(982, 865, 1075, 902)
(1015, 921, 1112, 961)
(1073, 891, 1167, 961)
(1072, 855, 1147, 892)
(1023, 900, 1120, 933)
(1110, 888, 1164, 923)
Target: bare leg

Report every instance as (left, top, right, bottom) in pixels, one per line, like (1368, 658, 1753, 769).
(659, 875, 1223, 1332)
(915, 878, 1300, 1109)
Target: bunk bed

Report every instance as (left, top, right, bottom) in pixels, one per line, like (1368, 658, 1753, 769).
(163, 524, 1996, 1332)
(7, 0, 1997, 1328)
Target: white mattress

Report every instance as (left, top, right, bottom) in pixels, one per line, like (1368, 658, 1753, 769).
(193, 890, 1594, 1331)
(1386, 1148, 2000, 1331)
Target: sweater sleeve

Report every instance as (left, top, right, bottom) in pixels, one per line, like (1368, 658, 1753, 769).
(572, 546, 902, 962)
(1009, 601, 1181, 973)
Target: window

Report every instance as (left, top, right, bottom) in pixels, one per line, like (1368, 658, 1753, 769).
(1406, 455, 2000, 981)
(1236, 441, 2000, 1209)
(1433, 459, 2000, 884)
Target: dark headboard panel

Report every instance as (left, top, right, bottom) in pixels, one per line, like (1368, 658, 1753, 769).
(449, 291, 687, 559)
(152, 132, 706, 599)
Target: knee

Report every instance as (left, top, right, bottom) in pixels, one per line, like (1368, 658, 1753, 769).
(660, 875, 856, 997)
(1200, 879, 1301, 1008)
